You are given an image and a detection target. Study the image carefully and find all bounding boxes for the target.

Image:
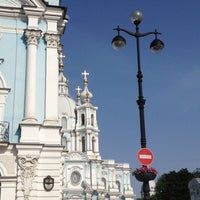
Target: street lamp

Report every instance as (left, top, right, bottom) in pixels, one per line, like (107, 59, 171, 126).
(43, 175, 54, 191)
(112, 10, 164, 200)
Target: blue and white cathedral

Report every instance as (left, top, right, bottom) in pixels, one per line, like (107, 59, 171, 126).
(0, 0, 135, 199)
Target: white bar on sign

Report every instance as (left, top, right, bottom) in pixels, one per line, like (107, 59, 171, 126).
(139, 154, 152, 159)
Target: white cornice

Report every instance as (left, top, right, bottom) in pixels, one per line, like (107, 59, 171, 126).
(0, 1, 67, 34)
(0, 26, 24, 34)
(0, 7, 24, 18)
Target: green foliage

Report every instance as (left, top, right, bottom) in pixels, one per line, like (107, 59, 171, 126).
(193, 168, 200, 178)
(154, 168, 193, 200)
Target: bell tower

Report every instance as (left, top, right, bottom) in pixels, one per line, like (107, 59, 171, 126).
(75, 71, 101, 159)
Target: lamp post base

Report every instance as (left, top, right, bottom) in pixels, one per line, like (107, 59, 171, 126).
(142, 181, 150, 200)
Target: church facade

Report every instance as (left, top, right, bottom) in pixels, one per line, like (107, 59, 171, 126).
(0, 0, 135, 199)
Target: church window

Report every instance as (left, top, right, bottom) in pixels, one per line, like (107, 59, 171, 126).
(81, 114, 85, 125)
(91, 114, 94, 126)
(102, 178, 106, 189)
(70, 171, 81, 185)
(116, 181, 121, 192)
(74, 132, 77, 151)
(82, 136, 86, 152)
(92, 136, 95, 152)
(61, 117, 67, 129)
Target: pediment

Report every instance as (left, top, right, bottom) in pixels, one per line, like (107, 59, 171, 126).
(0, 0, 45, 8)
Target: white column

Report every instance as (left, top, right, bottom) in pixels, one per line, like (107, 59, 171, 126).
(44, 34, 60, 124)
(23, 29, 41, 122)
(71, 131, 75, 151)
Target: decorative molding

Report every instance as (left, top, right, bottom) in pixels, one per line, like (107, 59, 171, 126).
(44, 33, 60, 48)
(65, 152, 88, 161)
(71, 166, 82, 172)
(0, 27, 24, 35)
(18, 154, 39, 200)
(102, 171, 108, 176)
(24, 29, 42, 45)
(116, 174, 122, 179)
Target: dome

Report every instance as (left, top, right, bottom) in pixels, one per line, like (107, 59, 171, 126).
(80, 70, 93, 103)
(58, 95, 76, 118)
(80, 87, 93, 103)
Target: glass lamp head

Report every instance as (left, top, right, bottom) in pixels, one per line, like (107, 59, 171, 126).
(112, 35, 126, 50)
(130, 10, 143, 26)
(150, 38, 164, 53)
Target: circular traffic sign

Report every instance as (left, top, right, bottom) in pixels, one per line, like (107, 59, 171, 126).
(137, 148, 154, 166)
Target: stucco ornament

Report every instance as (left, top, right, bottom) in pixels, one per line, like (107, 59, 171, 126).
(24, 29, 42, 45)
(18, 154, 39, 200)
(44, 33, 60, 48)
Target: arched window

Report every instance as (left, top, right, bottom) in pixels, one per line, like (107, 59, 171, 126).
(116, 181, 121, 192)
(82, 136, 85, 152)
(81, 114, 85, 125)
(61, 117, 67, 129)
(91, 114, 94, 126)
(102, 178, 106, 189)
(92, 136, 95, 152)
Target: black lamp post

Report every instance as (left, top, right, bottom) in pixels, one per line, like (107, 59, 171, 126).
(112, 10, 164, 199)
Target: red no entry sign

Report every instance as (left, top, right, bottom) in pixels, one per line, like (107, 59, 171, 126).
(137, 148, 154, 166)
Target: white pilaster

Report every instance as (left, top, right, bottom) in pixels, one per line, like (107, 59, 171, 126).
(94, 136, 97, 153)
(0, 88, 10, 141)
(44, 34, 60, 125)
(71, 131, 75, 151)
(87, 133, 90, 151)
(0, 89, 10, 121)
(23, 29, 41, 123)
(76, 134, 80, 151)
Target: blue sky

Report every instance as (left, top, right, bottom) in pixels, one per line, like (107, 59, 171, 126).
(60, 0, 200, 197)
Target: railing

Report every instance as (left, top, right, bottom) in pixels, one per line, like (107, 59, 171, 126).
(0, 121, 9, 142)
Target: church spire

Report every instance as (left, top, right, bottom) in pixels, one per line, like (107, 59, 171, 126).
(58, 50, 69, 96)
(75, 86, 82, 106)
(80, 70, 93, 103)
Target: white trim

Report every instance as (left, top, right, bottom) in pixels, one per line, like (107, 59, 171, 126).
(0, 163, 8, 176)
(0, 72, 7, 88)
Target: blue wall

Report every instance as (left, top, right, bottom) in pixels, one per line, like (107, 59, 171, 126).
(0, 17, 47, 142)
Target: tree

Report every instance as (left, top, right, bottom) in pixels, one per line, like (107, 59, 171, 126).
(154, 168, 193, 200)
(193, 168, 200, 178)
